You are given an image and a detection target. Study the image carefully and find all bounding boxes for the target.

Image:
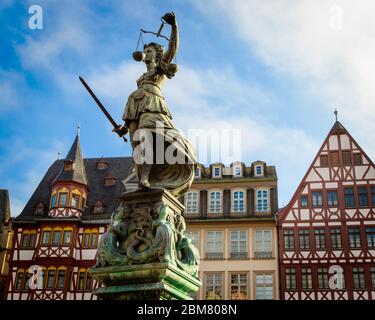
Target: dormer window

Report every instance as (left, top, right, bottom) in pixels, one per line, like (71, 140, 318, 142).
(34, 203, 45, 215)
(213, 167, 221, 178)
(195, 167, 201, 178)
(96, 160, 108, 170)
(104, 177, 116, 186)
(255, 165, 264, 177)
(234, 166, 242, 177)
(63, 160, 74, 171)
(93, 200, 104, 214)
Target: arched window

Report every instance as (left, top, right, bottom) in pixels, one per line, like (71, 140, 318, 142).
(83, 229, 99, 248)
(56, 267, 67, 289)
(185, 191, 199, 214)
(41, 227, 52, 246)
(45, 267, 56, 289)
(52, 227, 62, 245)
(15, 269, 25, 290)
(62, 228, 73, 245)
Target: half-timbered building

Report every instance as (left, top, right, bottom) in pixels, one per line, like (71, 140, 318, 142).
(5, 132, 132, 300)
(0, 189, 12, 299)
(278, 119, 375, 300)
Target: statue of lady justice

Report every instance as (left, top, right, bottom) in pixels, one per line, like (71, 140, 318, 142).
(114, 12, 196, 198)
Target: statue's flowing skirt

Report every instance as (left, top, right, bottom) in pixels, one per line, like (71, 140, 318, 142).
(128, 109, 196, 198)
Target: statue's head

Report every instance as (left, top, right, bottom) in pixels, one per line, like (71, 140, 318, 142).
(143, 42, 164, 63)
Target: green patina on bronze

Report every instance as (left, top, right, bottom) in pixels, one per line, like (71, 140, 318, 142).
(89, 188, 201, 299)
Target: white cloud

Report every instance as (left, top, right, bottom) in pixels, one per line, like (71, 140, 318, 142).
(0, 137, 66, 216)
(0, 69, 27, 113)
(87, 58, 318, 204)
(194, 0, 375, 157)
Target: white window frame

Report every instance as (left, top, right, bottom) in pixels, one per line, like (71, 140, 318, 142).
(254, 229, 272, 257)
(212, 166, 222, 178)
(185, 191, 199, 214)
(195, 167, 201, 179)
(206, 231, 224, 256)
(230, 230, 248, 258)
(255, 165, 264, 177)
(208, 190, 222, 213)
(186, 230, 200, 252)
(233, 165, 242, 177)
(255, 273, 274, 300)
(205, 273, 223, 300)
(255, 188, 269, 212)
(230, 273, 248, 300)
(232, 189, 246, 213)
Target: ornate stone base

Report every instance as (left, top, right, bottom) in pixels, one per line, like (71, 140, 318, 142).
(90, 262, 201, 300)
(91, 188, 201, 300)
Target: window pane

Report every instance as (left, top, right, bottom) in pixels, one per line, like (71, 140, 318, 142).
(63, 231, 72, 245)
(301, 195, 308, 207)
(205, 274, 223, 300)
(91, 233, 98, 247)
(52, 231, 62, 245)
(342, 151, 352, 165)
(312, 192, 322, 207)
(354, 154, 362, 165)
(327, 191, 338, 206)
(42, 231, 51, 245)
(330, 151, 339, 166)
(345, 188, 355, 207)
(256, 190, 268, 211)
(255, 274, 273, 300)
(71, 194, 80, 208)
(46, 270, 56, 289)
(58, 193, 68, 206)
(51, 194, 57, 208)
(357, 187, 368, 207)
(56, 270, 66, 289)
(78, 271, 85, 290)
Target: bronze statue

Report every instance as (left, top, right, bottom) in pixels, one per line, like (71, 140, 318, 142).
(113, 12, 196, 198)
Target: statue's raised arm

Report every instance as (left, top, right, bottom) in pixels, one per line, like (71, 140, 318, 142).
(161, 12, 179, 64)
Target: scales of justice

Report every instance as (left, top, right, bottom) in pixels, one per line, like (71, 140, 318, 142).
(79, 12, 201, 300)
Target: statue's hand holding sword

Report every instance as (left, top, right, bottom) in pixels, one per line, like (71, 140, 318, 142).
(78, 76, 128, 142)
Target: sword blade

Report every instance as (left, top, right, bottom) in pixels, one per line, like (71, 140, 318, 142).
(79, 76, 118, 128)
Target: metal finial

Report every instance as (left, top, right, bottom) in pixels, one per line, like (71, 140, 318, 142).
(57, 152, 61, 160)
(334, 109, 338, 122)
(77, 124, 81, 136)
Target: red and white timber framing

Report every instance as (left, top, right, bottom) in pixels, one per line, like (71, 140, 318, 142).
(6, 221, 107, 300)
(278, 122, 375, 300)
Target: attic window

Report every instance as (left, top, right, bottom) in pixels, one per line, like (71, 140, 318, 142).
(233, 166, 242, 177)
(34, 203, 44, 215)
(212, 167, 221, 178)
(93, 200, 104, 214)
(96, 161, 108, 170)
(64, 160, 74, 171)
(104, 177, 116, 186)
(195, 167, 201, 178)
(255, 165, 264, 177)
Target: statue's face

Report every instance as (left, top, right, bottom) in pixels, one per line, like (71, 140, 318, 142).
(144, 46, 156, 63)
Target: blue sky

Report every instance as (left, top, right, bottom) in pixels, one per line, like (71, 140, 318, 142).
(1, 0, 375, 215)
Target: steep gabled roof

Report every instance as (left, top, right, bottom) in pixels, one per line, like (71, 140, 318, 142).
(52, 133, 88, 186)
(0, 189, 11, 223)
(15, 157, 133, 221)
(278, 119, 375, 223)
